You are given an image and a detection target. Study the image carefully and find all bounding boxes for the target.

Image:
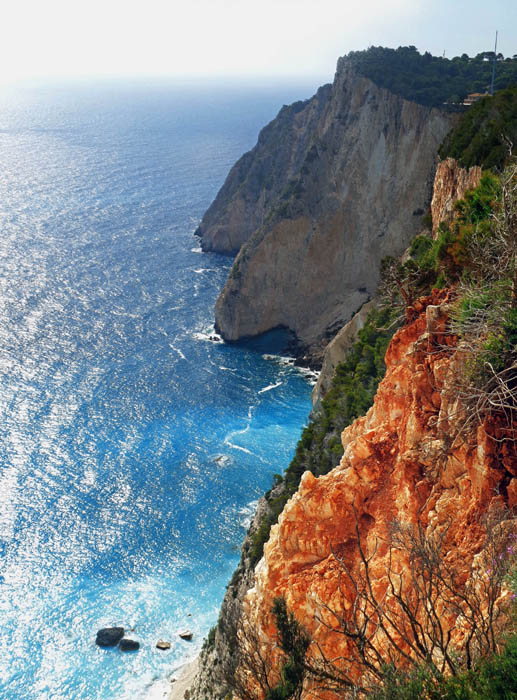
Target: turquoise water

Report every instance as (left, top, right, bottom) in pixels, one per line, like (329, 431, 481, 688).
(0, 80, 316, 699)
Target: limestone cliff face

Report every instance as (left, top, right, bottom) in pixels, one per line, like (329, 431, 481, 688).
(202, 60, 454, 358)
(196, 85, 332, 255)
(312, 154, 482, 408)
(430, 157, 482, 236)
(238, 291, 516, 698)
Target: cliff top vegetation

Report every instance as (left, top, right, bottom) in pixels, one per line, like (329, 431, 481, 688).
(381, 160, 517, 438)
(347, 45, 517, 107)
(439, 85, 517, 170)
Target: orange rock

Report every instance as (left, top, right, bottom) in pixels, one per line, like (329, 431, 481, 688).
(237, 294, 515, 699)
(430, 158, 482, 236)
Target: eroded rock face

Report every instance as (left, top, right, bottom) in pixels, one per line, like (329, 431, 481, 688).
(312, 152, 481, 409)
(238, 291, 516, 698)
(430, 157, 482, 236)
(189, 493, 276, 700)
(196, 85, 332, 255)
(204, 60, 454, 358)
(311, 300, 376, 410)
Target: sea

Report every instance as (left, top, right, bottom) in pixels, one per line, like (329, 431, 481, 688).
(0, 78, 320, 699)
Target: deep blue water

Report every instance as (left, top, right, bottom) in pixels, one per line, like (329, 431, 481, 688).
(0, 79, 317, 699)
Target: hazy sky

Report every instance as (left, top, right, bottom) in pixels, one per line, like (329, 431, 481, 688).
(2, 0, 516, 84)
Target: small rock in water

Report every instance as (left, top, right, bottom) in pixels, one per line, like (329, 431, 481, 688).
(119, 638, 140, 651)
(213, 454, 231, 467)
(178, 629, 193, 640)
(96, 627, 124, 647)
(156, 639, 171, 650)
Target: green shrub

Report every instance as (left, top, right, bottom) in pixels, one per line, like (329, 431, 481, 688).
(439, 86, 517, 170)
(381, 173, 503, 312)
(203, 625, 216, 651)
(265, 598, 310, 700)
(348, 47, 517, 109)
(248, 306, 399, 567)
(368, 635, 517, 699)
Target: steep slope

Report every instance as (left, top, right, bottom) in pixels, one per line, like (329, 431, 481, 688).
(313, 154, 483, 408)
(187, 152, 517, 700)
(430, 157, 481, 235)
(196, 84, 332, 255)
(311, 300, 376, 409)
(208, 59, 454, 361)
(238, 291, 516, 698)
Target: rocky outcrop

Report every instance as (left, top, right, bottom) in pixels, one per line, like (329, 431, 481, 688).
(312, 152, 482, 408)
(311, 300, 376, 409)
(199, 59, 455, 360)
(95, 627, 124, 647)
(430, 157, 482, 236)
(235, 291, 515, 698)
(196, 85, 332, 255)
(188, 291, 516, 700)
(119, 639, 139, 652)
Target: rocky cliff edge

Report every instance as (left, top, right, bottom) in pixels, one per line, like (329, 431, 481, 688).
(239, 290, 516, 698)
(198, 58, 455, 361)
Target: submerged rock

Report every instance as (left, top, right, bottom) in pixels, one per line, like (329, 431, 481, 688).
(95, 627, 124, 647)
(119, 639, 140, 651)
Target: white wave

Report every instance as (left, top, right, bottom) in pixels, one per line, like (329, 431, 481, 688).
(142, 678, 172, 700)
(170, 344, 186, 360)
(258, 380, 283, 394)
(227, 420, 250, 440)
(191, 246, 203, 253)
(224, 409, 254, 455)
(262, 353, 319, 384)
(262, 353, 295, 366)
(222, 401, 258, 455)
(193, 268, 209, 274)
(296, 366, 320, 384)
(192, 329, 223, 343)
(225, 441, 253, 455)
(238, 499, 259, 529)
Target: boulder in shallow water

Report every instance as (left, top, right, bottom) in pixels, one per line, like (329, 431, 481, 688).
(156, 639, 171, 650)
(178, 629, 193, 640)
(96, 627, 124, 647)
(119, 638, 140, 651)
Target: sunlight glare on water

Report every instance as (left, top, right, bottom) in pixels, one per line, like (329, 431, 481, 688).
(0, 79, 316, 699)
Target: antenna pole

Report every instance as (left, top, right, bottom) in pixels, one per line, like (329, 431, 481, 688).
(490, 30, 498, 95)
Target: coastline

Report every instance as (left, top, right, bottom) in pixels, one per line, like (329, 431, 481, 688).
(168, 658, 199, 700)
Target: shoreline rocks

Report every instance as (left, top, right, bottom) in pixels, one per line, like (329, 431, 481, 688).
(95, 627, 124, 647)
(120, 639, 140, 652)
